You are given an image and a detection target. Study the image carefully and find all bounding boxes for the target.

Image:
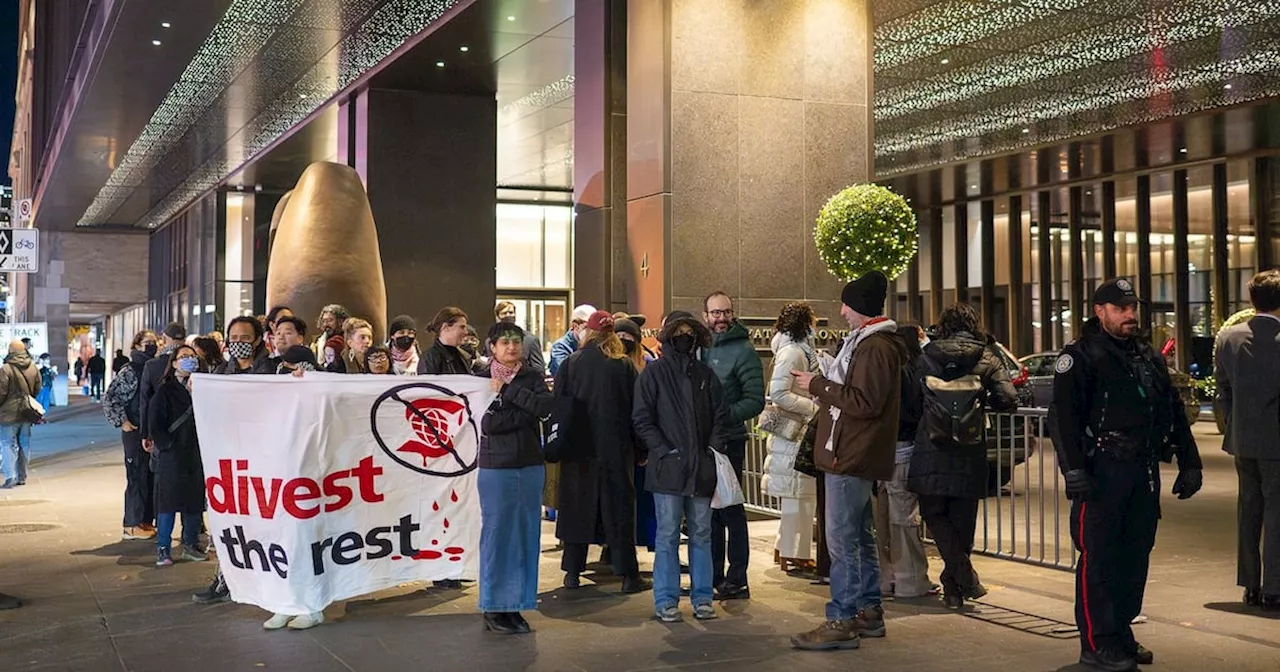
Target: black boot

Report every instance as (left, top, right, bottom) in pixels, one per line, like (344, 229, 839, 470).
(192, 573, 230, 604)
(1130, 643, 1153, 665)
(621, 573, 652, 594)
(1080, 648, 1137, 671)
(943, 592, 964, 610)
(508, 612, 532, 634)
(483, 612, 519, 634)
(564, 572, 581, 589)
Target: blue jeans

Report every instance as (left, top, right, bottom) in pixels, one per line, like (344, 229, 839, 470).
(156, 511, 202, 552)
(825, 473, 881, 621)
(478, 465, 544, 612)
(0, 423, 31, 483)
(654, 493, 713, 610)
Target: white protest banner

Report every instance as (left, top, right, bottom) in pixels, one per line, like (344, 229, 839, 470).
(191, 372, 496, 615)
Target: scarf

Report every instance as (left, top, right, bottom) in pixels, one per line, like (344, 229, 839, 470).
(490, 359, 521, 384)
(391, 344, 419, 375)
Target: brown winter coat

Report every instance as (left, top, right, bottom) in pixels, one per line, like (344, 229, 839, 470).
(807, 331, 906, 481)
(0, 352, 43, 425)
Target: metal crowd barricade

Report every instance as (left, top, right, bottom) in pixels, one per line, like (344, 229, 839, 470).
(741, 408, 1078, 572)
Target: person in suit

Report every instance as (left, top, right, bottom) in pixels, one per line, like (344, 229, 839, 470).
(1215, 269, 1280, 612)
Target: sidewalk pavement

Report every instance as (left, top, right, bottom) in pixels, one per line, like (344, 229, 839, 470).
(0, 417, 1277, 672)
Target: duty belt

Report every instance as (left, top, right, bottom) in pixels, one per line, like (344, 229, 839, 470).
(1093, 429, 1156, 463)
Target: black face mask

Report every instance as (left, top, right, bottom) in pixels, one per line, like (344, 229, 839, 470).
(622, 340, 638, 355)
(669, 333, 696, 355)
(393, 336, 415, 351)
(144, 343, 158, 358)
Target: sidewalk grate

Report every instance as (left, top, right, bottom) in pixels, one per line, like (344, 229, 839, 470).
(961, 600, 1079, 639)
(0, 522, 61, 534)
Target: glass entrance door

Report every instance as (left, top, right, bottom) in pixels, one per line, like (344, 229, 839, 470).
(495, 292, 569, 362)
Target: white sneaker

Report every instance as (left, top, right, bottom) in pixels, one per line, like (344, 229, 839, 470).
(263, 613, 292, 630)
(287, 612, 324, 630)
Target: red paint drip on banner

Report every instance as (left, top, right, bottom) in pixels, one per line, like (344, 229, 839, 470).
(432, 501, 439, 511)
(451, 490, 458, 502)
(444, 547, 465, 555)
(413, 550, 443, 560)
(449, 557, 461, 562)
(443, 518, 450, 529)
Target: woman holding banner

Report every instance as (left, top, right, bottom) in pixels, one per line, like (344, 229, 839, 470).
(476, 322, 553, 634)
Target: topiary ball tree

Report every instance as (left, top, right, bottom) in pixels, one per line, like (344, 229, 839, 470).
(814, 184, 919, 281)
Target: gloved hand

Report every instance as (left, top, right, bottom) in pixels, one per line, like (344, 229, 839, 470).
(1172, 468, 1202, 500)
(1063, 469, 1094, 501)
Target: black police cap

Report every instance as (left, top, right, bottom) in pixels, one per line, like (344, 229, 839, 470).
(1093, 278, 1142, 306)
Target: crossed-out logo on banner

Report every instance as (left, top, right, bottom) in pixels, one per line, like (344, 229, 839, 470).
(199, 376, 489, 608)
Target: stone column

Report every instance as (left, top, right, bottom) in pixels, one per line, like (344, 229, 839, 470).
(339, 89, 497, 333)
(622, 0, 874, 322)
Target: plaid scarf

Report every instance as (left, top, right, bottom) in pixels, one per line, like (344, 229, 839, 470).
(490, 359, 521, 384)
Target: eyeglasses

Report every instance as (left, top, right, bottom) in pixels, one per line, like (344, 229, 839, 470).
(708, 309, 734, 318)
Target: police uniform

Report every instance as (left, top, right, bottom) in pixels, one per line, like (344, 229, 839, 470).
(1048, 278, 1203, 671)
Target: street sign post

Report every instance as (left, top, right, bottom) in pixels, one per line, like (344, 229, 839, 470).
(0, 228, 39, 272)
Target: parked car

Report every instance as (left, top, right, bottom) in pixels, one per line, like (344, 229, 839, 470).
(1019, 351, 1199, 423)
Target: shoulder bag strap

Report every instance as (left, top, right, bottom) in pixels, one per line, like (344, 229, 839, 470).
(12, 364, 33, 397)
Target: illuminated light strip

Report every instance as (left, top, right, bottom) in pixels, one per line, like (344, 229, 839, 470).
(874, 50, 1280, 175)
(134, 0, 462, 229)
(77, 0, 308, 225)
(499, 74, 575, 122)
(874, 0, 1098, 70)
(875, 0, 1280, 120)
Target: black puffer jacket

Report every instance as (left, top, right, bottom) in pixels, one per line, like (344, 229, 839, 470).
(418, 340, 472, 375)
(477, 366, 553, 469)
(906, 334, 1019, 500)
(633, 350, 731, 498)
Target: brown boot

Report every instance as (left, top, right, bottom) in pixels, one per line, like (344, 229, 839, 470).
(790, 620, 860, 650)
(852, 604, 886, 637)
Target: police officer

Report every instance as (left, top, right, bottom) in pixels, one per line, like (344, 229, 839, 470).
(1049, 278, 1203, 672)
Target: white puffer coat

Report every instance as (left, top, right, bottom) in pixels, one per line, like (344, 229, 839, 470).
(760, 332, 819, 499)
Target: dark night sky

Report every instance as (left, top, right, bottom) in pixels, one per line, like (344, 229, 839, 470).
(0, 0, 17, 186)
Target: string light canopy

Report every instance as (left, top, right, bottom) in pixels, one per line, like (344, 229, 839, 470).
(814, 184, 919, 282)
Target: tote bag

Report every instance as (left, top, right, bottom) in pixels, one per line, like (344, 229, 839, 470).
(710, 450, 745, 509)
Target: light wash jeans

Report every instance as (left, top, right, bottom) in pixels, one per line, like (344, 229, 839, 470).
(825, 472, 882, 621)
(653, 493, 713, 611)
(0, 423, 32, 484)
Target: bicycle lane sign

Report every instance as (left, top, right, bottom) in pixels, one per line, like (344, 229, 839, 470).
(0, 228, 39, 272)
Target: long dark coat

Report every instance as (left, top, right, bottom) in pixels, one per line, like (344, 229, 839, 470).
(148, 376, 206, 514)
(553, 342, 639, 545)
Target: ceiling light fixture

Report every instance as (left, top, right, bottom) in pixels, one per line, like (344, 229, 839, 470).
(436, 60, 445, 67)
(459, 45, 469, 52)
(940, 58, 950, 64)
(1022, 128, 1030, 134)
(1224, 83, 1233, 89)
(152, 39, 162, 46)
(161, 22, 171, 28)
(507, 15, 515, 21)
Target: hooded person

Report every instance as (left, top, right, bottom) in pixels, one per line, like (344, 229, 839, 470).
(104, 330, 161, 539)
(790, 270, 908, 651)
(0, 339, 43, 488)
(387, 314, 420, 375)
(633, 311, 734, 622)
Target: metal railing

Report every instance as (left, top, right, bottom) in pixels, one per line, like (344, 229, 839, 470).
(742, 408, 1077, 572)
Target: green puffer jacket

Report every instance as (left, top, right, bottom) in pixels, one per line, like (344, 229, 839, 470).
(703, 321, 765, 440)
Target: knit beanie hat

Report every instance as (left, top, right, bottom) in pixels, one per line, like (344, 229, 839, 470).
(389, 314, 417, 335)
(282, 345, 317, 366)
(840, 271, 889, 317)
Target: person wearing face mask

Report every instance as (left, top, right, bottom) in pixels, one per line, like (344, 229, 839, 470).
(418, 307, 472, 375)
(215, 316, 273, 374)
(387, 315, 420, 375)
(327, 318, 375, 374)
(633, 311, 733, 623)
(554, 311, 649, 594)
(549, 304, 597, 376)
(615, 317, 657, 553)
(490, 301, 547, 373)
(104, 330, 160, 541)
(147, 344, 208, 568)
(140, 322, 188, 451)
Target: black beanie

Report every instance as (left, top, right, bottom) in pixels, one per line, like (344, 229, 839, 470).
(841, 271, 889, 317)
(389, 314, 417, 335)
(282, 345, 317, 366)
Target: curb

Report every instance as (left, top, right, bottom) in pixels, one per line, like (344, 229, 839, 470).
(42, 403, 104, 424)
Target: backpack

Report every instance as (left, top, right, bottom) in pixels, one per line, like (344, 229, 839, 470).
(921, 373, 986, 449)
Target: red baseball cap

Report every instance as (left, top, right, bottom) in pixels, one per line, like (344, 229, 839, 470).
(585, 310, 615, 332)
